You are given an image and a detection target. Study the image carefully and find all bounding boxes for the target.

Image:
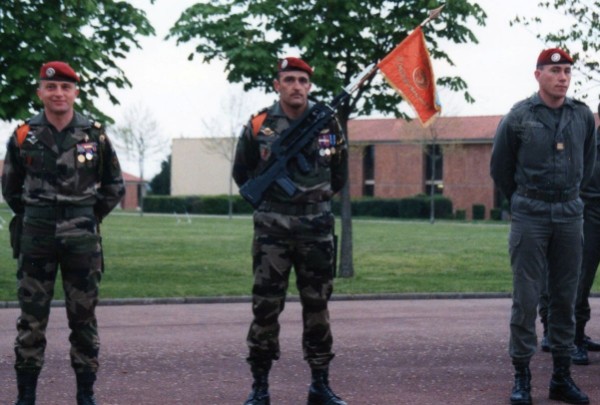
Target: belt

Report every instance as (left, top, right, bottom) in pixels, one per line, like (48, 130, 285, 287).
(258, 200, 331, 216)
(516, 187, 579, 203)
(24, 205, 95, 219)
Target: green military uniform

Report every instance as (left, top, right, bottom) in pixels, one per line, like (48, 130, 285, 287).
(2, 111, 125, 375)
(491, 45, 596, 405)
(233, 101, 348, 373)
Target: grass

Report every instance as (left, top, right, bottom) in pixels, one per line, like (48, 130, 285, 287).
(0, 208, 520, 301)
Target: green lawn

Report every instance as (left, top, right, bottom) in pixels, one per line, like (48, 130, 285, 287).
(0, 209, 517, 301)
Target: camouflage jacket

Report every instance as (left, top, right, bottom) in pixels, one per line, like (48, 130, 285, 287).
(232, 101, 348, 204)
(1, 111, 125, 220)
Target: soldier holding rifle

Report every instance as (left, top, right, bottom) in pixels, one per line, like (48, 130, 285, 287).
(233, 57, 348, 405)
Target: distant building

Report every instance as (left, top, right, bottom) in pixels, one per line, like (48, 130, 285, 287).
(122, 172, 145, 210)
(347, 115, 502, 219)
(171, 137, 237, 196)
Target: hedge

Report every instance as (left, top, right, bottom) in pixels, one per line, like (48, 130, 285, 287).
(472, 204, 486, 220)
(144, 194, 454, 220)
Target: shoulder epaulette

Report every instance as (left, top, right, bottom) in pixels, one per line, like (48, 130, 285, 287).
(251, 109, 268, 137)
(15, 121, 30, 147)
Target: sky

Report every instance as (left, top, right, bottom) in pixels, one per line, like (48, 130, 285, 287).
(1, 0, 597, 178)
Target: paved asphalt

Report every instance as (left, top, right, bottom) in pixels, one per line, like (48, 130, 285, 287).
(1, 297, 600, 405)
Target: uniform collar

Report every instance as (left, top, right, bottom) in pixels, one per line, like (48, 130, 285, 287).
(29, 110, 91, 129)
(530, 92, 576, 110)
(271, 100, 316, 118)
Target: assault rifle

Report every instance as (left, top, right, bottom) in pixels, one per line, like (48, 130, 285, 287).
(239, 63, 378, 208)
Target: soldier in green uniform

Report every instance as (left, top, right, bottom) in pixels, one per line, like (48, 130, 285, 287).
(2, 61, 125, 405)
(232, 57, 348, 405)
(491, 48, 596, 405)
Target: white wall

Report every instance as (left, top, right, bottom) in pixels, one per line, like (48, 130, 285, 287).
(171, 137, 238, 196)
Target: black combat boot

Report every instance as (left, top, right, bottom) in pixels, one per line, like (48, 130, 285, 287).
(243, 371, 270, 405)
(572, 325, 589, 366)
(14, 371, 38, 405)
(510, 362, 532, 405)
(549, 357, 589, 404)
(571, 345, 589, 366)
(76, 372, 98, 405)
(307, 368, 347, 405)
(583, 335, 600, 351)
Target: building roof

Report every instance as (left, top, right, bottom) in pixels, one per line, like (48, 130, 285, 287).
(123, 172, 145, 183)
(348, 112, 600, 145)
(348, 115, 503, 144)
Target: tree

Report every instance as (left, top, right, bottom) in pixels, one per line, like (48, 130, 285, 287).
(511, 0, 600, 100)
(111, 104, 169, 211)
(149, 155, 171, 195)
(0, 0, 155, 122)
(168, 0, 486, 277)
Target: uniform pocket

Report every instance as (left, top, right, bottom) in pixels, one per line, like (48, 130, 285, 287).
(21, 149, 45, 174)
(508, 228, 522, 256)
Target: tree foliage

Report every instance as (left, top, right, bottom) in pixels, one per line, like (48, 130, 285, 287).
(168, 0, 486, 120)
(511, 0, 600, 100)
(0, 0, 155, 122)
(150, 156, 171, 195)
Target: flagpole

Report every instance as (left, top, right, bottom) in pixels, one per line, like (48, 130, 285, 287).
(420, 4, 445, 28)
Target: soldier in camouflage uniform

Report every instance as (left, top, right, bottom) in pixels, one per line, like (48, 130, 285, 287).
(1, 61, 125, 405)
(232, 57, 348, 405)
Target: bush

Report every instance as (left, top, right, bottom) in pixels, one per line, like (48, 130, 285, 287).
(490, 208, 502, 221)
(472, 204, 486, 220)
(455, 209, 466, 220)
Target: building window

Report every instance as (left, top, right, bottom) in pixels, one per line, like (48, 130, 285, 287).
(363, 145, 375, 196)
(424, 144, 443, 195)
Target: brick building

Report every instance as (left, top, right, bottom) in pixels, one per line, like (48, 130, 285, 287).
(122, 172, 145, 210)
(347, 115, 502, 219)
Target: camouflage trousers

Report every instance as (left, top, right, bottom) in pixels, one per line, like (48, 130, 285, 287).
(247, 209, 336, 372)
(15, 212, 102, 374)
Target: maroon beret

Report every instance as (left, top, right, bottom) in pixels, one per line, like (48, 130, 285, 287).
(536, 48, 573, 67)
(278, 57, 313, 76)
(39, 61, 80, 82)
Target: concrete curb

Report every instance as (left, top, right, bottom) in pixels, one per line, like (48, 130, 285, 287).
(2, 292, 598, 309)
(0, 292, 514, 309)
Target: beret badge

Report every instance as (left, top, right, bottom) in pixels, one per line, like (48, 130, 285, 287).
(551, 53, 561, 63)
(46, 67, 56, 78)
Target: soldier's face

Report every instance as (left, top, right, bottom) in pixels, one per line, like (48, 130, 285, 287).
(535, 64, 571, 102)
(274, 71, 311, 111)
(37, 80, 79, 116)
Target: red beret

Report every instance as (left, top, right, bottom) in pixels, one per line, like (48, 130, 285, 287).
(39, 61, 80, 82)
(278, 57, 313, 76)
(536, 48, 573, 67)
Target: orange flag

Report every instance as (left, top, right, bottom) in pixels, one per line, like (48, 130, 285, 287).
(377, 26, 441, 127)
